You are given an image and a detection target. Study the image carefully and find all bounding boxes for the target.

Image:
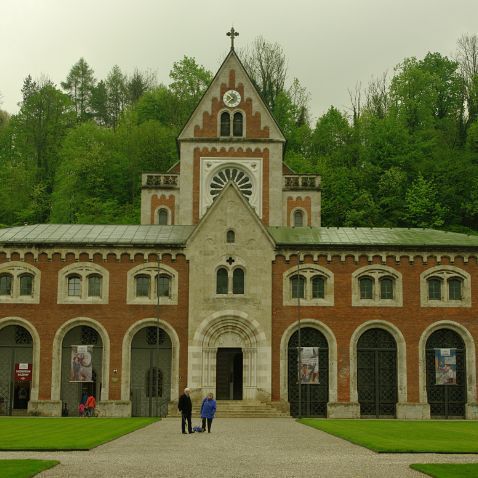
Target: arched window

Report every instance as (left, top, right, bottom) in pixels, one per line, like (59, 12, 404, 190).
(220, 112, 230, 136)
(136, 275, 150, 297)
(233, 112, 243, 136)
(87, 274, 102, 297)
(156, 274, 171, 297)
(311, 276, 325, 299)
(291, 275, 305, 299)
(0, 273, 12, 296)
(428, 277, 442, 300)
(216, 268, 228, 294)
(19, 274, 33, 296)
(158, 208, 168, 225)
(293, 210, 304, 227)
(67, 275, 81, 297)
(380, 277, 394, 300)
(233, 268, 244, 294)
(226, 230, 235, 243)
(359, 276, 373, 299)
(448, 278, 462, 300)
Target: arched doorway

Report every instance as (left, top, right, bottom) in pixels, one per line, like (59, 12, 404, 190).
(288, 327, 329, 417)
(426, 328, 466, 418)
(357, 328, 397, 418)
(130, 326, 172, 417)
(0, 325, 33, 416)
(61, 325, 103, 416)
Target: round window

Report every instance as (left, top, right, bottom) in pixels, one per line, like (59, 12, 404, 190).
(210, 167, 253, 201)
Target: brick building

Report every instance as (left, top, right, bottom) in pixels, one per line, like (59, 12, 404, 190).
(1, 41, 478, 419)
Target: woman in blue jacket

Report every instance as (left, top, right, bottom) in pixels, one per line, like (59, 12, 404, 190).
(200, 393, 217, 433)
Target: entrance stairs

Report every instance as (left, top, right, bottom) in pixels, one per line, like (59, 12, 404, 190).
(170, 400, 290, 418)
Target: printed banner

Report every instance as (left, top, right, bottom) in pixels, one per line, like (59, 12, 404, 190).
(70, 345, 93, 382)
(299, 347, 320, 384)
(434, 348, 457, 385)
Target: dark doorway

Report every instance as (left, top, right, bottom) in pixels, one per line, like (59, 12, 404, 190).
(426, 329, 466, 419)
(357, 328, 397, 418)
(216, 348, 243, 400)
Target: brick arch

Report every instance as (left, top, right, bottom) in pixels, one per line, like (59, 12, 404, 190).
(418, 321, 477, 408)
(0, 316, 40, 401)
(121, 318, 181, 402)
(51, 317, 110, 401)
(279, 319, 337, 403)
(349, 320, 407, 403)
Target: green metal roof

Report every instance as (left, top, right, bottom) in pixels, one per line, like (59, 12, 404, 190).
(0, 224, 195, 246)
(267, 227, 478, 248)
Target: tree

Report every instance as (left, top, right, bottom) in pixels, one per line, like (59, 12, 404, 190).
(403, 174, 447, 228)
(90, 80, 109, 125)
(128, 69, 156, 104)
(61, 58, 96, 122)
(311, 107, 351, 157)
(106, 65, 128, 130)
(241, 36, 287, 110)
(168, 56, 212, 127)
(457, 34, 478, 126)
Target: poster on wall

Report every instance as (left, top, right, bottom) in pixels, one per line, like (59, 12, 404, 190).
(70, 345, 93, 382)
(299, 347, 319, 384)
(434, 348, 457, 385)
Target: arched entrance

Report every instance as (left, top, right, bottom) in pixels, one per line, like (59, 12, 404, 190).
(426, 328, 466, 418)
(61, 325, 103, 416)
(130, 326, 172, 417)
(357, 328, 397, 418)
(288, 327, 329, 417)
(0, 325, 33, 416)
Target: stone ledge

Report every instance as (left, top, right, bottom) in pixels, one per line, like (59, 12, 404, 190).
(97, 400, 131, 417)
(466, 402, 478, 420)
(396, 402, 430, 419)
(28, 400, 62, 417)
(327, 402, 360, 418)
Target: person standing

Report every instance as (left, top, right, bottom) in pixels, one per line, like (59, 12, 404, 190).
(85, 393, 96, 417)
(200, 393, 216, 433)
(178, 387, 193, 434)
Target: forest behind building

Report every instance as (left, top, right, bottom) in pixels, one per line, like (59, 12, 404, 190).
(1, 35, 478, 232)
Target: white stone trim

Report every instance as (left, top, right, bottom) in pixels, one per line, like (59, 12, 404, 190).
(283, 264, 334, 307)
(350, 320, 407, 403)
(217, 108, 246, 138)
(121, 318, 180, 402)
(279, 319, 338, 403)
(153, 205, 172, 225)
(0, 316, 40, 400)
(420, 265, 471, 307)
(57, 262, 109, 305)
(418, 320, 477, 405)
(0, 261, 40, 304)
(290, 207, 308, 227)
(126, 262, 178, 305)
(51, 317, 110, 401)
(351, 265, 403, 307)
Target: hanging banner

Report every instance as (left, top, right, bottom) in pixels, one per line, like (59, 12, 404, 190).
(70, 345, 93, 382)
(14, 363, 32, 382)
(299, 347, 319, 384)
(434, 348, 457, 385)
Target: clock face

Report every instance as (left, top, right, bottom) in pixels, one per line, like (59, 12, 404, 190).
(223, 89, 241, 107)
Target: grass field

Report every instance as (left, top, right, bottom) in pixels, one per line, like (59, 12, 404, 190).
(0, 417, 158, 450)
(299, 419, 478, 453)
(410, 463, 478, 477)
(0, 460, 59, 478)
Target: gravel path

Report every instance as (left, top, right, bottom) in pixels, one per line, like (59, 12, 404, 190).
(1, 418, 478, 477)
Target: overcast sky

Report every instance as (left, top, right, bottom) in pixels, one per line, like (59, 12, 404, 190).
(1, 0, 477, 122)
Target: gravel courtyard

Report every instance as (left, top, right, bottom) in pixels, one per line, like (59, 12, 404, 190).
(2, 418, 478, 477)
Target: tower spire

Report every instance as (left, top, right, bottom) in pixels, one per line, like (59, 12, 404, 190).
(227, 27, 239, 50)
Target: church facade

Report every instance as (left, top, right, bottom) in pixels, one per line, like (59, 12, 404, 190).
(1, 42, 478, 419)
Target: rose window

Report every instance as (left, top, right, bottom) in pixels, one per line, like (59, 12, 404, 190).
(210, 167, 253, 201)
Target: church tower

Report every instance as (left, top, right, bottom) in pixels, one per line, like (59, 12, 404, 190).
(141, 28, 321, 228)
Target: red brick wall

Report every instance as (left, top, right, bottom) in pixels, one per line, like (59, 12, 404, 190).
(0, 252, 190, 401)
(150, 194, 176, 224)
(271, 253, 478, 404)
(286, 196, 312, 226)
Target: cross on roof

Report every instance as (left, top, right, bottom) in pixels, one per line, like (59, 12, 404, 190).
(227, 27, 239, 50)
(226, 256, 235, 265)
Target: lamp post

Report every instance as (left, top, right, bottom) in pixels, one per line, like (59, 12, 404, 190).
(296, 251, 302, 419)
(156, 253, 161, 417)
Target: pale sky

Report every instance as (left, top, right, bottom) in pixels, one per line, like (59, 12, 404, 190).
(1, 0, 477, 123)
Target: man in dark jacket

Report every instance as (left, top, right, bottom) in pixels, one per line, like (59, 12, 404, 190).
(178, 387, 193, 434)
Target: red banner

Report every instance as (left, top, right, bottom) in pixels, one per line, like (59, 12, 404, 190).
(14, 363, 32, 382)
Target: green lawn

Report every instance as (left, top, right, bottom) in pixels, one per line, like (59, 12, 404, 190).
(410, 464, 478, 478)
(299, 419, 478, 453)
(0, 460, 59, 478)
(0, 417, 158, 450)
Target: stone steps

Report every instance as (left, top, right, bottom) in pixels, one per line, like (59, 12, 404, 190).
(169, 400, 290, 418)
